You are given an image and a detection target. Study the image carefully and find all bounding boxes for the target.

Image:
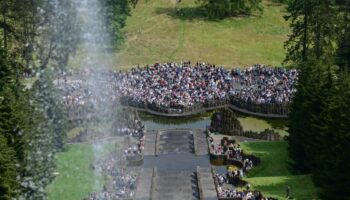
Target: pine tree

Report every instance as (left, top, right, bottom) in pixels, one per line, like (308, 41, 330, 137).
(335, 1, 350, 72)
(0, 134, 18, 200)
(19, 89, 53, 199)
(286, 0, 350, 198)
(35, 69, 68, 150)
(0, 46, 29, 199)
(311, 3, 350, 197)
(103, 0, 131, 47)
(312, 76, 350, 200)
(285, 0, 338, 173)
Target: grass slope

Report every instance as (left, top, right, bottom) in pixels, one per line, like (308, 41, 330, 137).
(240, 142, 318, 199)
(47, 144, 97, 200)
(47, 142, 115, 200)
(115, 0, 289, 69)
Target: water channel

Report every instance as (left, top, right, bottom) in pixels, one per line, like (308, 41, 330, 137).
(138, 111, 288, 137)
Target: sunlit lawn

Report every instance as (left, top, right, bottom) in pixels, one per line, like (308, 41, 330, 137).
(240, 142, 318, 199)
(113, 0, 289, 69)
(47, 142, 116, 200)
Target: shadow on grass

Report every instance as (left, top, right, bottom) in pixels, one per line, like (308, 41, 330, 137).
(154, 6, 255, 22)
(154, 6, 211, 21)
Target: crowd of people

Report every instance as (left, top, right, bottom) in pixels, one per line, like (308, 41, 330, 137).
(117, 119, 145, 138)
(209, 134, 268, 199)
(208, 136, 255, 172)
(87, 152, 137, 200)
(54, 62, 298, 117)
(117, 62, 298, 109)
(120, 120, 145, 160)
(123, 135, 145, 161)
(215, 173, 276, 200)
(216, 172, 259, 199)
(83, 117, 145, 200)
(55, 70, 118, 107)
(208, 136, 239, 155)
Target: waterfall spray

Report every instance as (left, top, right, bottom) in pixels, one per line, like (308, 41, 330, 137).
(74, 0, 113, 193)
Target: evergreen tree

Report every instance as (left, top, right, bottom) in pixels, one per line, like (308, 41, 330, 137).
(0, 134, 18, 200)
(103, 0, 131, 48)
(286, 0, 350, 198)
(312, 75, 350, 200)
(0, 0, 79, 72)
(311, 3, 350, 198)
(0, 46, 29, 199)
(335, 1, 350, 72)
(38, 0, 79, 71)
(35, 69, 68, 150)
(19, 70, 61, 199)
(285, 0, 338, 173)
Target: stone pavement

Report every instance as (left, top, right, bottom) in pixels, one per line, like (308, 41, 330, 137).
(158, 129, 194, 154)
(194, 129, 209, 156)
(197, 167, 217, 200)
(135, 168, 154, 200)
(143, 130, 157, 156)
(153, 169, 199, 200)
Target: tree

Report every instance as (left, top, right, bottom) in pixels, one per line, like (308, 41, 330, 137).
(284, 0, 337, 66)
(37, 0, 79, 71)
(312, 76, 350, 200)
(0, 134, 18, 200)
(0, 47, 29, 199)
(334, 1, 350, 72)
(18, 70, 61, 199)
(103, 0, 131, 48)
(0, 0, 79, 73)
(285, 0, 338, 173)
(285, 0, 350, 198)
(34, 69, 68, 150)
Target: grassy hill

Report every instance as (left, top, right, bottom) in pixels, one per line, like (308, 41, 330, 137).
(114, 0, 289, 69)
(240, 142, 318, 199)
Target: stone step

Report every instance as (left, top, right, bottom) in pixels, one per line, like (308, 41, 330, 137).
(152, 171, 198, 200)
(194, 130, 209, 156)
(135, 168, 154, 200)
(197, 167, 218, 200)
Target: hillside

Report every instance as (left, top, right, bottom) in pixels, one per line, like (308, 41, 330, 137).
(114, 0, 289, 69)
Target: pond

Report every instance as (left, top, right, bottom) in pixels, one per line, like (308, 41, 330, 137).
(138, 111, 289, 137)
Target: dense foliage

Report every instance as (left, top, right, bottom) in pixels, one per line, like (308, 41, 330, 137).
(197, 0, 263, 19)
(285, 0, 350, 199)
(103, 0, 132, 48)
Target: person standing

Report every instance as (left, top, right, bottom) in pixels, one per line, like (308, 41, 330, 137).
(286, 185, 290, 198)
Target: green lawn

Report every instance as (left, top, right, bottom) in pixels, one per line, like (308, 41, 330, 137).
(47, 142, 116, 200)
(240, 142, 318, 199)
(114, 0, 289, 69)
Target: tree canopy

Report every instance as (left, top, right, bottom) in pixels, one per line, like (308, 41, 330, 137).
(285, 0, 350, 198)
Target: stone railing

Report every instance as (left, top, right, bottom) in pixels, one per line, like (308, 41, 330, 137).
(120, 96, 289, 118)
